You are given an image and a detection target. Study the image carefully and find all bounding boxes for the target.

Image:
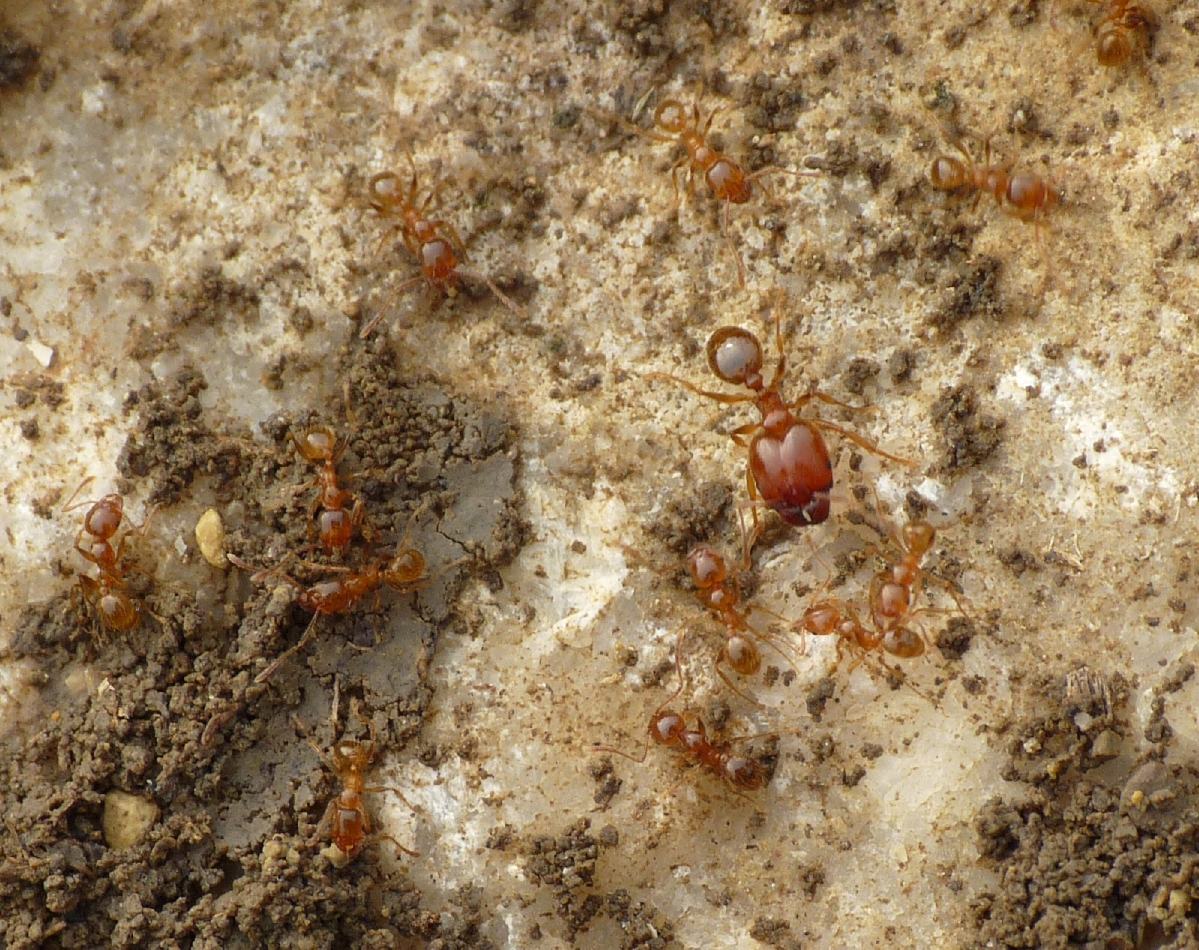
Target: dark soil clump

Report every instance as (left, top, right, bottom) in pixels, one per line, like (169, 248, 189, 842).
(971, 668, 1199, 947)
(0, 337, 524, 947)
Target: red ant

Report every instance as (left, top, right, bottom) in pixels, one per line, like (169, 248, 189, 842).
(292, 425, 367, 554)
(1089, 0, 1156, 66)
(359, 154, 522, 338)
(865, 516, 967, 656)
(796, 596, 925, 661)
(618, 90, 814, 287)
(649, 291, 909, 551)
(63, 479, 152, 634)
(929, 138, 1059, 264)
(595, 633, 770, 795)
(686, 544, 798, 703)
(305, 688, 419, 864)
(228, 544, 428, 686)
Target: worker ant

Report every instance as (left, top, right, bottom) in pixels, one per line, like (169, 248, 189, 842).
(228, 543, 428, 686)
(304, 686, 419, 864)
(686, 544, 798, 703)
(595, 634, 770, 796)
(649, 291, 909, 551)
(292, 425, 367, 555)
(865, 515, 967, 657)
(63, 478, 152, 634)
(616, 89, 815, 287)
(359, 154, 523, 338)
(929, 137, 1059, 263)
(1089, 0, 1156, 66)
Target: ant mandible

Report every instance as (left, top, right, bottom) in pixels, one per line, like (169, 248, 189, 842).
(63, 478, 152, 634)
(595, 633, 769, 795)
(292, 425, 367, 554)
(306, 692, 419, 864)
(621, 89, 815, 287)
(686, 544, 798, 703)
(1089, 0, 1156, 66)
(649, 291, 909, 552)
(929, 137, 1059, 262)
(359, 153, 523, 338)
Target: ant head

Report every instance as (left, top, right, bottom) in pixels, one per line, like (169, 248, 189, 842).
(654, 99, 689, 134)
(367, 172, 403, 211)
(903, 520, 935, 554)
(648, 710, 685, 745)
(724, 755, 765, 791)
(1096, 27, 1132, 67)
(332, 738, 373, 775)
(385, 548, 427, 586)
(295, 426, 339, 462)
(801, 601, 840, 637)
(686, 546, 727, 590)
(706, 327, 764, 387)
(84, 495, 124, 539)
(98, 590, 139, 632)
(929, 155, 969, 191)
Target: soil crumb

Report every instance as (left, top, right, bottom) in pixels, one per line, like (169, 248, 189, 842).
(970, 668, 1199, 947)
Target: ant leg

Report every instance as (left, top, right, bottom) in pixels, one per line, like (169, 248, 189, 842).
(716, 655, 765, 708)
(456, 268, 525, 316)
(645, 371, 754, 406)
(359, 275, 424, 338)
(255, 613, 322, 685)
(721, 200, 747, 288)
(791, 387, 875, 415)
(307, 799, 337, 848)
(807, 418, 913, 467)
(763, 289, 791, 392)
(377, 832, 421, 859)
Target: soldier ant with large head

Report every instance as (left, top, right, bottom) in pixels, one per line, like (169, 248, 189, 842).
(650, 291, 909, 553)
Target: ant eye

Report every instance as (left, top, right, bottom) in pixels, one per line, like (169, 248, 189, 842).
(706, 327, 763, 384)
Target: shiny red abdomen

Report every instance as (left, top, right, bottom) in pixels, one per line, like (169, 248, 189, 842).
(749, 424, 833, 526)
(331, 796, 366, 858)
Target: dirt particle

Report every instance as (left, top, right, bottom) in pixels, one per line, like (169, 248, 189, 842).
(931, 384, 1005, 471)
(936, 615, 975, 660)
(840, 356, 879, 396)
(928, 257, 1005, 333)
(806, 676, 835, 722)
(0, 30, 39, 91)
(749, 916, 801, 949)
(19, 418, 38, 439)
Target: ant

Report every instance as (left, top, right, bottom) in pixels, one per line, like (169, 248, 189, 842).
(1088, 0, 1156, 66)
(228, 544, 428, 686)
(617, 89, 815, 287)
(63, 478, 153, 634)
(304, 686, 419, 864)
(649, 291, 909, 551)
(929, 137, 1059, 264)
(292, 425, 367, 555)
(359, 153, 522, 338)
(595, 633, 769, 796)
(686, 543, 798, 703)
(796, 596, 925, 661)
